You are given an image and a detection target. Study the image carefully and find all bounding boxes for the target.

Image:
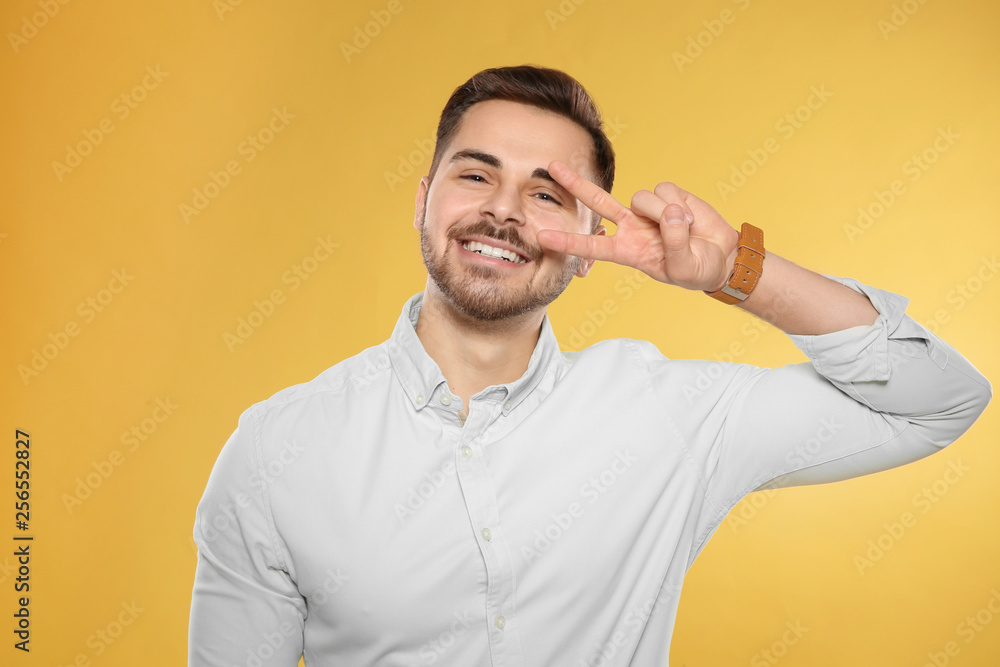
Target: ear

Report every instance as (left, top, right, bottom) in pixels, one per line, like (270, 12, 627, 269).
(575, 224, 606, 278)
(413, 177, 429, 232)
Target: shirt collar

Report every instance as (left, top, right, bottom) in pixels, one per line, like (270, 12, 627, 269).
(387, 292, 564, 415)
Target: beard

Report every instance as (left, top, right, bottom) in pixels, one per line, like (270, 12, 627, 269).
(420, 208, 583, 322)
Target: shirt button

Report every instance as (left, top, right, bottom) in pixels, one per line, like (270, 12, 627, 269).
(440, 394, 452, 406)
(495, 615, 506, 630)
(461, 446, 473, 459)
(503, 400, 512, 411)
(481, 527, 492, 542)
(415, 393, 425, 405)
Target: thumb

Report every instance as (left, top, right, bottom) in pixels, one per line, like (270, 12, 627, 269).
(659, 203, 695, 277)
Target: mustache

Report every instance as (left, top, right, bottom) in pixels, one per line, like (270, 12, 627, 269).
(447, 220, 540, 261)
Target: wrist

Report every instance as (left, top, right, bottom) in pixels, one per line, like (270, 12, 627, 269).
(708, 246, 739, 292)
(704, 222, 765, 305)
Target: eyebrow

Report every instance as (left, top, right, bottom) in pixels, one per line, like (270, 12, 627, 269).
(449, 149, 558, 185)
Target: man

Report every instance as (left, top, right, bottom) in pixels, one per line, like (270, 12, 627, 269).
(189, 66, 991, 666)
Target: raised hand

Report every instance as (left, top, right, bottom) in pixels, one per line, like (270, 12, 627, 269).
(537, 160, 740, 292)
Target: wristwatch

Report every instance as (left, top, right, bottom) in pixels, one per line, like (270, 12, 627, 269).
(705, 222, 765, 305)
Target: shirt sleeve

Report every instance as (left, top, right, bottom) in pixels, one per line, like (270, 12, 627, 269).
(189, 406, 306, 666)
(640, 276, 992, 519)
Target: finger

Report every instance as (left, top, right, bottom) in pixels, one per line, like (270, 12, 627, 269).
(630, 189, 695, 229)
(658, 203, 697, 277)
(536, 228, 620, 263)
(630, 189, 675, 227)
(548, 160, 632, 227)
(651, 182, 695, 223)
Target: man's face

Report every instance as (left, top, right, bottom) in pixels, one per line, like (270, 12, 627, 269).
(414, 100, 604, 322)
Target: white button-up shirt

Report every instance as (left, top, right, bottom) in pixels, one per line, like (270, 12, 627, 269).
(189, 277, 991, 666)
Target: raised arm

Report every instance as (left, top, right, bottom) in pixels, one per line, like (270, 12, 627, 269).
(537, 160, 991, 498)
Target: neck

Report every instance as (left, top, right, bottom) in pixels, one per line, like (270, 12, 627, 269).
(414, 280, 544, 410)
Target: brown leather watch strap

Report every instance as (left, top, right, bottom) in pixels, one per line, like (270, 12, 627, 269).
(705, 222, 765, 305)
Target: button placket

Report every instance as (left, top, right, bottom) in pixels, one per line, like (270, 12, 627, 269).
(453, 398, 523, 663)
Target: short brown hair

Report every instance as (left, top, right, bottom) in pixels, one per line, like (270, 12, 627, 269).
(426, 65, 615, 229)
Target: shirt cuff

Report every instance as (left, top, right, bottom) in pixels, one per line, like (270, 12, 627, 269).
(786, 275, 943, 383)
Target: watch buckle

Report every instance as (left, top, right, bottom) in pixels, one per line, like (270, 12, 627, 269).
(720, 284, 750, 301)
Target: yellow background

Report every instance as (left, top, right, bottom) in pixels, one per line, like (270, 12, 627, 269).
(2, 0, 998, 665)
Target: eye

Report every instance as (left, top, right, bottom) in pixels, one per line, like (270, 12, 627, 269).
(461, 174, 487, 183)
(534, 192, 563, 206)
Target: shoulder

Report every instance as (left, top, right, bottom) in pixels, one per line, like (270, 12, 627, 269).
(569, 336, 760, 397)
(247, 340, 394, 425)
(567, 336, 669, 370)
(552, 338, 671, 392)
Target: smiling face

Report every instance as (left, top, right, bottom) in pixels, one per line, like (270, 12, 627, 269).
(414, 99, 604, 322)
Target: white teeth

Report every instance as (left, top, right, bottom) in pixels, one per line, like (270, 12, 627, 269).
(461, 241, 526, 263)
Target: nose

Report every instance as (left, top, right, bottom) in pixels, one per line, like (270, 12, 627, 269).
(480, 181, 524, 226)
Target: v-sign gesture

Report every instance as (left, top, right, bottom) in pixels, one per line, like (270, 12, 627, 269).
(537, 160, 740, 292)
